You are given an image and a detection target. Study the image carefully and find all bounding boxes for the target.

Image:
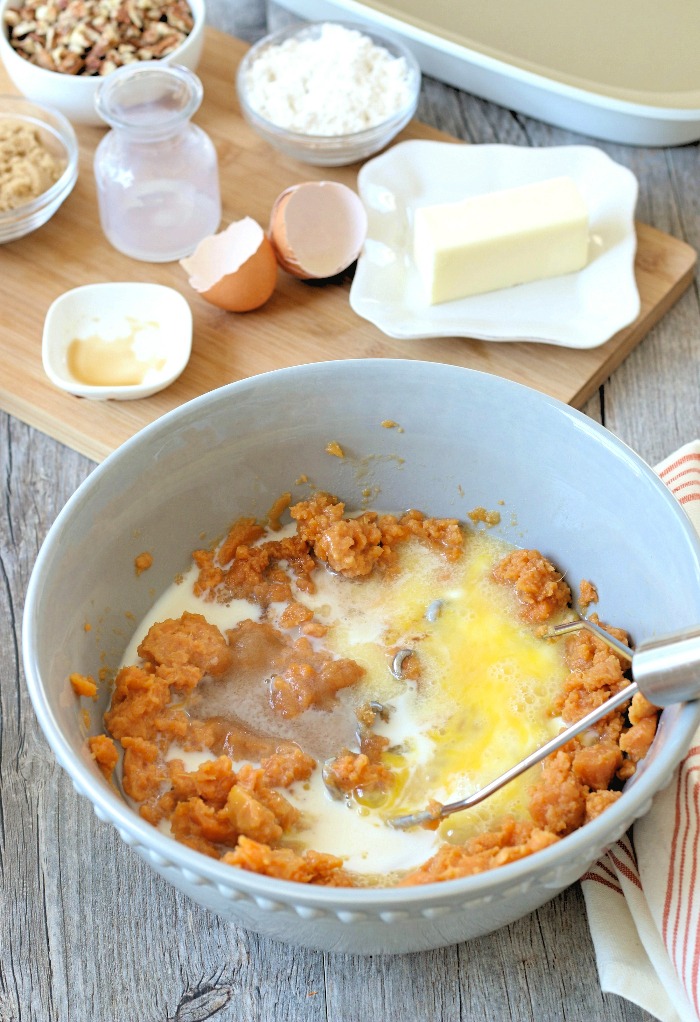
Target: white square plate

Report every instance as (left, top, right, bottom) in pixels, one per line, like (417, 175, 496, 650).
(349, 141, 640, 348)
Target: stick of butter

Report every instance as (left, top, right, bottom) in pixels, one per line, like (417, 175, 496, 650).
(413, 176, 589, 305)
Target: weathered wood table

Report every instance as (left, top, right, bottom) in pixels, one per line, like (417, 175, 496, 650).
(2, 2, 699, 1019)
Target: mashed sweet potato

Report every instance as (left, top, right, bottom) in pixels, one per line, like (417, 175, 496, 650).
(86, 492, 657, 887)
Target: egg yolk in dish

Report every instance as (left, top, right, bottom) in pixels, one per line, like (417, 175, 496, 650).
(84, 492, 659, 887)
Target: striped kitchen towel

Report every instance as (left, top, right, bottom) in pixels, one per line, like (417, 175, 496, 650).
(582, 438, 700, 1022)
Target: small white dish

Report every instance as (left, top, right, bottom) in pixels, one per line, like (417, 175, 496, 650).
(42, 282, 192, 400)
(349, 141, 640, 348)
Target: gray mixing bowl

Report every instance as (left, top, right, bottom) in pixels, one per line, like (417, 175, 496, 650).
(23, 359, 700, 954)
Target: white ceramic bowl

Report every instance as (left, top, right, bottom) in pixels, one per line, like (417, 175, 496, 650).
(0, 93, 78, 241)
(42, 282, 192, 399)
(0, 0, 205, 126)
(22, 360, 700, 954)
(236, 20, 421, 166)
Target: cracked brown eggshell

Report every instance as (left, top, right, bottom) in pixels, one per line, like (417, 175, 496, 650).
(268, 180, 368, 280)
(180, 217, 278, 312)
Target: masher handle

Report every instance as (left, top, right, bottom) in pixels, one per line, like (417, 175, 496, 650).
(547, 617, 700, 706)
(633, 625, 700, 706)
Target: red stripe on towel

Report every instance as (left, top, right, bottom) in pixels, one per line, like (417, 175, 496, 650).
(659, 453, 700, 479)
(666, 757, 700, 983)
(616, 833, 639, 870)
(688, 771, 700, 1016)
(608, 848, 643, 890)
(663, 761, 685, 953)
(580, 871, 623, 896)
(670, 478, 700, 494)
(597, 860, 621, 883)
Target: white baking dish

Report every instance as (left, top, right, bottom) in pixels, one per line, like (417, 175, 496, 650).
(268, 0, 700, 146)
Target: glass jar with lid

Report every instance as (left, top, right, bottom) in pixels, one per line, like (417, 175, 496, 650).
(94, 62, 221, 262)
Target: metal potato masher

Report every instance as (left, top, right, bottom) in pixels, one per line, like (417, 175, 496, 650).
(388, 617, 700, 830)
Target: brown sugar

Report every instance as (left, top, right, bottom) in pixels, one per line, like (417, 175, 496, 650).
(325, 441, 345, 458)
(223, 835, 352, 885)
(0, 119, 65, 212)
(492, 547, 572, 622)
(398, 818, 560, 885)
(323, 751, 394, 796)
(579, 578, 598, 609)
(70, 672, 97, 699)
(134, 551, 153, 576)
(468, 506, 502, 526)
(138, 611, 232, 677)
(88, 733, 118, 780)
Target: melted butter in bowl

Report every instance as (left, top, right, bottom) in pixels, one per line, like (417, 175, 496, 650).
(42, 281, 192, 400)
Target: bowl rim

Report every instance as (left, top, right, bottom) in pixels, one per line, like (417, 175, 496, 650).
(0, 94, 78, 224)
(236, 18, 421, 145)
(21, 359, 700, 906)
(41, 280, 193, 398)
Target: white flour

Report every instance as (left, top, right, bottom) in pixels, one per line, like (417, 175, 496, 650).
(242, 22, 414, 135)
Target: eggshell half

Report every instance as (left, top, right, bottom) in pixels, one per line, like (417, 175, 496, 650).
(269, 181, 368, 280)
(180, 218, 278, 312)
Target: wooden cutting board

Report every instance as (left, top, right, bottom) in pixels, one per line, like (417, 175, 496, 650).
(0, 29, 695, 463)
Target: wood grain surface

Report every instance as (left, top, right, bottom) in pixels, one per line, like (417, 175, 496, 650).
(3, 2, 700, 1021)
(0, 30, 694, 462)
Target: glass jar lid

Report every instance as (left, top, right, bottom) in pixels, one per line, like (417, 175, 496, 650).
(94, 62, 204, 141)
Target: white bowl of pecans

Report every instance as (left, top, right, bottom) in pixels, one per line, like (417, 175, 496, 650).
(0, 0, 205, 126)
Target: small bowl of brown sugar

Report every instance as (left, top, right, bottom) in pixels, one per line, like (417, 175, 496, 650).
(0, 0, 204, 126)
(0, 93, 78, 242)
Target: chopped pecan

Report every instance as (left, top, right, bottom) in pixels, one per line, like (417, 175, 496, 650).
(3, 0, 194, 76)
